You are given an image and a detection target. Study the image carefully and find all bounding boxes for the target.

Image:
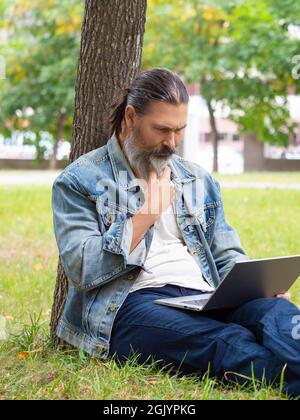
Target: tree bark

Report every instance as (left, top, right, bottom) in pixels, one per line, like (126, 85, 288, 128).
(49, 111, 67, 170)
(50, 0, 147, 345)
(207, 100, 219, 173)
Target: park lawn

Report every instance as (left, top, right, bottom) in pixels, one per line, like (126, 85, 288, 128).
(0, 184, 299, 400)
(213, 171, 300, 185)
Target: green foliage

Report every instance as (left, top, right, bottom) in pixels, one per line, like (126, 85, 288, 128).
(143, 0, 300, 146)
(8, 311, 48, 352)
(0, 0, 84, 151)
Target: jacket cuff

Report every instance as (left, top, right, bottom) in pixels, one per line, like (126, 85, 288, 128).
(102, 215, 133, 266)
(127, 236, 147, 266)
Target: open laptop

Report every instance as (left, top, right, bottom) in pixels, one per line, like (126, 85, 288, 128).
(153, 254, 300, 312)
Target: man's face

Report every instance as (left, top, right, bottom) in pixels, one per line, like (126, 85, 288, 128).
(121, 101, 188, 179)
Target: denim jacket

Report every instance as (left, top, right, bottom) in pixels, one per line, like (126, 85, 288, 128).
(52, 133, 249, 358)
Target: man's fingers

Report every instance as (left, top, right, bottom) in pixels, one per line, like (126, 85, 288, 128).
(161, 165, 171, 179)
(149, 169, 158, 180)
(275, 292, 291, 300)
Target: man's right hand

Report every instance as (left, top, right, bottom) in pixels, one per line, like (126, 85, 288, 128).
(129, 165, 175, 253)
(138, 165, 175, 224)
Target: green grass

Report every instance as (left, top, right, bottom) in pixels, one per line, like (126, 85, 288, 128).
(0, 184, 300, 400)
(214, 171, 300, 184)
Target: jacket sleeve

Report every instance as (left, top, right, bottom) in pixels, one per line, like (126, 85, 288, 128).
(210, 179, 250, 282)
(52, 172, 142, 292)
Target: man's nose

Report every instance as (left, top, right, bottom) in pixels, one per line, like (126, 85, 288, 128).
(164, 132, 176, 149)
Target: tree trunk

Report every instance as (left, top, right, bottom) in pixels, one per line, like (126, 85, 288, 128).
(207, 100, 219, 173)
(49, 111, 67, 170)
(50, 0, 147, 346)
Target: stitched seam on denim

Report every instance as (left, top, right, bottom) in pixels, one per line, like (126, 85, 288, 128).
(98, 200, 131, 214)
(82, 263, 124, 291)
(108, 145, 119, 184)
(215, 335, 282, 365)
(62, 171, 89, 197)
(82, 153, 109, 165)
(58, 318, 106, 348)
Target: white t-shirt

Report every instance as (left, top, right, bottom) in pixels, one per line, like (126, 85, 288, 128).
(128, 204, 214, 293)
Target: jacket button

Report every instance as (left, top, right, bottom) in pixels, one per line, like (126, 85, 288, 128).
(108, 303, 117, 312)
(127, 274, 134, 280)
(97, 345, 105, 353)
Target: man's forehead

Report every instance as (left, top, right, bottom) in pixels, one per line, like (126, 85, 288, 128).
(152, 121, 187, 130)
(146, 101, 188, 127)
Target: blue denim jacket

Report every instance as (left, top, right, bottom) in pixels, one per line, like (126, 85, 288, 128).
(52, 133, 249, 357)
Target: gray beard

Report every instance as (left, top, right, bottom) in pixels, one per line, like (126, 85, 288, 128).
(122, 131, 171, 179)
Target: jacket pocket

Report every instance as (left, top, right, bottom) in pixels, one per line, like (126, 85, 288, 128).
(96, 199, 128, 231)
(194, 201, 220, 243)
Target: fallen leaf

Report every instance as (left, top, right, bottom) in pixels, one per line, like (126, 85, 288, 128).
(17, 352, 30, 360)
(34, 263, 43, 271)
(17, 348, 44, 360)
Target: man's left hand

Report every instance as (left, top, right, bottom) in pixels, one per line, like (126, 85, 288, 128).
(275, 292, 291, 300)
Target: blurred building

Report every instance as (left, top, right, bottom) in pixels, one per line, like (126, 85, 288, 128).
(182, 84, 300, 173)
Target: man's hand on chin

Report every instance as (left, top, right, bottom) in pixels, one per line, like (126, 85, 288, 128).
(275, 292, 291, 300)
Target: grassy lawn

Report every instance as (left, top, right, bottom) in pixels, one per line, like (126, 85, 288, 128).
(0, 184, 299, 400)
(214, 171, 300, 184)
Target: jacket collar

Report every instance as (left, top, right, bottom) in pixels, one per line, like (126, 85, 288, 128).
(107, 133, 196, 189)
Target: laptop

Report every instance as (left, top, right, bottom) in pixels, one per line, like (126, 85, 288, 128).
(153, 254, 300, 312)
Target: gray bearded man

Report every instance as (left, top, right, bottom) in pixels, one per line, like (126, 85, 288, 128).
(52, 68, 300, 397)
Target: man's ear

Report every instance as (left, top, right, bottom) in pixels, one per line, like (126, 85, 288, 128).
(123, 105, 137, 130)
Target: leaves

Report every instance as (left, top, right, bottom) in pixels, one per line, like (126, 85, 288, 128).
(143, 0, 300, 146)
(0, 0, 84, 151)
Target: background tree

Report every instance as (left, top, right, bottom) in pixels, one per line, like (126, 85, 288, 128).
(0, 0, 83, 168)
(143, 0, 300, 172)
(50, 0, 147, 345)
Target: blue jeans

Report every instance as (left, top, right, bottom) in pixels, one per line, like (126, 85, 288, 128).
(108, 285, 300, 397)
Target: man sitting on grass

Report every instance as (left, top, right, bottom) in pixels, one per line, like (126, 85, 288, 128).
(52, 67, 300, 397)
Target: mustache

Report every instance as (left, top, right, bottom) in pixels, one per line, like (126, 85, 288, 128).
(149, 145, 176, 157)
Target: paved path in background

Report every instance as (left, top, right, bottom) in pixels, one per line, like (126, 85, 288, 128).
(0, 171, 300, 190)
(0, 171, 61, 185)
